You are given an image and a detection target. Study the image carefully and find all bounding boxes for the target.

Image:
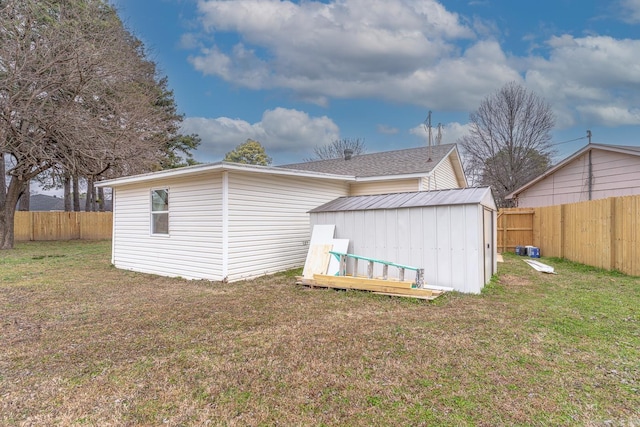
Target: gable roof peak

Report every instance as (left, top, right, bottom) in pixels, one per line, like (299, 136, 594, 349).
(279, 144, 457, 177)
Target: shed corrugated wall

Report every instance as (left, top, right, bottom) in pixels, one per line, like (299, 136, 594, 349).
(310, 188, 497, 293)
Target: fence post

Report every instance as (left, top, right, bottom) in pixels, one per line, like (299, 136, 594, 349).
(559, 204, 565, 259)
(609, 197, 616, 271)
(30, 212, 34, 241)
(502, 212, 507, 253)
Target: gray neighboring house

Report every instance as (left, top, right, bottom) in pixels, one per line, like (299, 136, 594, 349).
(506, 143, 640, 207)
(280, 144, 467, 195)
(28, 194, 66, 211)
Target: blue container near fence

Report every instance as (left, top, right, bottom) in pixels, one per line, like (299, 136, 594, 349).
(515, 246, 524, 256)
(529, 247, 540, 258)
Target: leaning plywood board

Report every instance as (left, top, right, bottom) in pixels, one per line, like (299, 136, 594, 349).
(302, 244, 332, 279)
(302, 225, 336, 279)
(326, 238, 349, 276)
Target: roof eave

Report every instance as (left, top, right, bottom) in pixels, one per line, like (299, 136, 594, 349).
(355, 172, 430, 181)
(96, 162, 355, 188)
(506, 144, 592, 199)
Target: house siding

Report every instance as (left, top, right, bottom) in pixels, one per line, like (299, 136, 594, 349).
(111, 174, 224, 280)
(349, 179, 420, 196)
(422, 156, 459, 190)
(226, 172, 348, 282)
(516, 149, 640, 207)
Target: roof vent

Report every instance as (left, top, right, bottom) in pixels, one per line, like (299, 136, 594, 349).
(344, 149, 353, 160)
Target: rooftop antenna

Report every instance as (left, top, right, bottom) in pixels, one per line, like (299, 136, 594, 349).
(423, 111, 433, 162)
(436, 123, 443, 146)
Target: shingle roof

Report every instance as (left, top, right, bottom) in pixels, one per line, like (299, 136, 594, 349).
(310, 187, 495, 213)
(279, 144, 456, 177)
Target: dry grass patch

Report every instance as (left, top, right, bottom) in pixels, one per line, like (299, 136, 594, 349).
(1, 241, 639, 426)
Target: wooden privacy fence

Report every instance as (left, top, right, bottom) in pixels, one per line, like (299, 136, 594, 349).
(14, 212, 113, 241)
(498, 194, 640, 277)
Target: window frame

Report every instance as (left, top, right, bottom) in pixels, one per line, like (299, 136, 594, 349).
(150, 187, 169, 236)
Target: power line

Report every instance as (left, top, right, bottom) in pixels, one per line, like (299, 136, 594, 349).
(550, 134, 588, 146)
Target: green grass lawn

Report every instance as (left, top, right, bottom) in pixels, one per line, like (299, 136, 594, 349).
(1, 240, 638, 426)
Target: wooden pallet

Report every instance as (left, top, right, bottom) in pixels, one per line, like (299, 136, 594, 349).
(296, 274, 445, 301)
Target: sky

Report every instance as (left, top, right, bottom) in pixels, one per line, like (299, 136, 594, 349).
(108, 0, 640, 166)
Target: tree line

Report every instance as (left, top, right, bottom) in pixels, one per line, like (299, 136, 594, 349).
(0, 0, 199, 248)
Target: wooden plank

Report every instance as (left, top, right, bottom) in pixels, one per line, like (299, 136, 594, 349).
(501, 210, 535, 215)
(302, 244, 332, 279)
(302, 225, 336, 279)
(372, 291, 441, 300)
(314, 274, 415, 289)
(312, 274, 436, 297)
(297, 277, 444, 300)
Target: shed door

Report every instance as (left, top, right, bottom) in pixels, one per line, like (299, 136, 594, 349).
(483, 208, 494, 283)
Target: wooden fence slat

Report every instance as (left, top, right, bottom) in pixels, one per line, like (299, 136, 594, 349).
(14, 212, 112, 242)
(499, 194, 640, 277)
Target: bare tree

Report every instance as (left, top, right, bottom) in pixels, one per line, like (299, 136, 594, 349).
(306, 138, 366, 161)
(458, 82, 555, 207)
(0, 0, 176, 248)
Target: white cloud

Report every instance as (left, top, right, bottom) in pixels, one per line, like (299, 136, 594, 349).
(190, 0, 499, 110)
(525, 35, 640, 126)
(179, 33, 201, 50)
(409, 121, 470, 144)
(376, 124, 399, 135)
(576, 105, 640, 126)
(181, 108, 340, 163)
(620, 0, 640, 23)
(186, 0, 640, 129)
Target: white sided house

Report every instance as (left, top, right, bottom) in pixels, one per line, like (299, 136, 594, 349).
(506, 144, 640, 208)
(97, 163, 352, 282)
(309, 187, 498, 294)
(97, 145, 468, 283)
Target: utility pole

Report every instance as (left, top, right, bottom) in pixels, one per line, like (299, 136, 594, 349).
(423, 111, 433, 162)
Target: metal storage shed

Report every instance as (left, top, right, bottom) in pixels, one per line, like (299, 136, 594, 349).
(309, 187, 498, 294)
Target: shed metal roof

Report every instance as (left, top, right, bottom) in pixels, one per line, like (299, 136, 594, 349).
(310, 187, 496, 213)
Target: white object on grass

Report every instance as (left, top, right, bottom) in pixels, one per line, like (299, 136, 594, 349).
(523, 259, 556, 274)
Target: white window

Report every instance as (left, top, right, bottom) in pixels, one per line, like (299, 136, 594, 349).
(151, 188, 169, 235)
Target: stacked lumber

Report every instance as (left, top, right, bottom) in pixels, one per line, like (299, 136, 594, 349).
(299, 224, 445, 301)
(296, 274, 444, 301)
